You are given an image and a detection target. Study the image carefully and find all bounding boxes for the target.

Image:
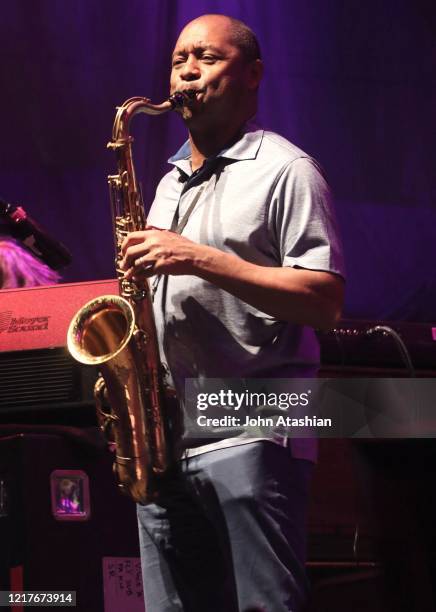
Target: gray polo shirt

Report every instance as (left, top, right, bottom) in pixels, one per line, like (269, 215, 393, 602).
(148, 123, 345, 460)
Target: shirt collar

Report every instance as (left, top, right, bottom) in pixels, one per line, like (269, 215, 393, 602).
(168, 121, 264, 177)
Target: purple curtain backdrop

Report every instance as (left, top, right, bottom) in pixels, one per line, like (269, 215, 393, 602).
(1, 0, 435, 321)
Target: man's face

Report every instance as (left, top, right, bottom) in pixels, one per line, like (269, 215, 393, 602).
(170, 17, 258, 126)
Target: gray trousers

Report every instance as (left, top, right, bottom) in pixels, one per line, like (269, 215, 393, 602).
(137, 441, 313, 612)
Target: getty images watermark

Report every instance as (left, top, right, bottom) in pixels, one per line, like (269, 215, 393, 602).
(183, 379, 334, 438)
(184, 378, 436, 439)
(195, 388, 332, 429)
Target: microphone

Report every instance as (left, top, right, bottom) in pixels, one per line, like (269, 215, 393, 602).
(0, 197, 72, 270)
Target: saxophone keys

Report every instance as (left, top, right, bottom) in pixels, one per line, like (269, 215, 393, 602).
(134, 328, 149, 350)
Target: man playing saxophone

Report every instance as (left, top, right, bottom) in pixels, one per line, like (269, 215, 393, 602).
(120, 14, 345, 612)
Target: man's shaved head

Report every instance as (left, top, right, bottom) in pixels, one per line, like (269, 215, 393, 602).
(182, 14, 261, 63)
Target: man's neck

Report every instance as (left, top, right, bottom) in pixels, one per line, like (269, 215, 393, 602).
(188, 123, 245, 171)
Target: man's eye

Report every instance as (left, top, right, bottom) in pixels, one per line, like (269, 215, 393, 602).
(202, 55, 217, 63)
(172, 58, 185, 66)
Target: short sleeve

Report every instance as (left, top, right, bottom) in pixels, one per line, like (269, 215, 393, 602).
(268, 157, 345, 279)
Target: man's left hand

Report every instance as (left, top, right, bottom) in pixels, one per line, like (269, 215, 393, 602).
(120, 228, 202, 279)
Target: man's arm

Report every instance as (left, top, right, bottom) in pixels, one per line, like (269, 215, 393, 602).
(120, 229, 344, 330)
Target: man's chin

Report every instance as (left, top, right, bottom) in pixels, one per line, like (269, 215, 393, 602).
(175, 100, 225, 131)
(179, 106, 206, 126)
(181, 106, 194, 120)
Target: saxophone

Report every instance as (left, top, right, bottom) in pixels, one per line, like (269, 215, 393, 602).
(67, 92, 192, 503)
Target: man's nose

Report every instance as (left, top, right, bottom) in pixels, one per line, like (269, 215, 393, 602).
(179, 56, 200, 81)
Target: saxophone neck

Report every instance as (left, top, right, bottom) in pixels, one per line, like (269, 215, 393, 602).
(108, 91, 194, 147)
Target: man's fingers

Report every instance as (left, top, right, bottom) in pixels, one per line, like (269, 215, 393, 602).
(120, 242, 151, 270)
(120, 232, 146, 256)
(124, 253, 156, 280)
(120, 226, 161, 256)
(134, 254, 154, 270)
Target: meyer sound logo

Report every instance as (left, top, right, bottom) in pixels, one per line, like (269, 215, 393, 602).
(0, 311, 12, 333)
(0, 311, 50, 333)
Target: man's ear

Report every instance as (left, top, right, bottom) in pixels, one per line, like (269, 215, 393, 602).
(246, 59, 264, 90)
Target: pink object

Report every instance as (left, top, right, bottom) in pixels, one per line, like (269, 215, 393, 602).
(0, 279, 118, 351)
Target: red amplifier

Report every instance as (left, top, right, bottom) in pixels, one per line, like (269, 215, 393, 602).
(0, 279, 118, 352)
(0, 280, 118, 421)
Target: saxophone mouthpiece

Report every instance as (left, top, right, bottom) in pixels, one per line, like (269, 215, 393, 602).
(169, 90, 198, 108)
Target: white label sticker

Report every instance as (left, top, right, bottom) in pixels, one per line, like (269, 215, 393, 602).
(102, 557, 145, 612)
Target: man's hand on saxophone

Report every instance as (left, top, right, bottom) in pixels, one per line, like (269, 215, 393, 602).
(120, 227, 204, 279)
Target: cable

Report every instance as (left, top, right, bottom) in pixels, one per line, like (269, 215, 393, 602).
(365, 325, 415, 377)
